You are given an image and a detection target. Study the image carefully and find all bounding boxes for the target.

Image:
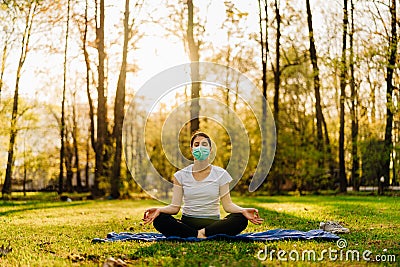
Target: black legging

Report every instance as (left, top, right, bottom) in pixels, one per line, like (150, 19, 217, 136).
(153, 212, 248, 238)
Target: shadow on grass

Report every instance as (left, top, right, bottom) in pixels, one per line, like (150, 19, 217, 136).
(0, 201, 89, 217)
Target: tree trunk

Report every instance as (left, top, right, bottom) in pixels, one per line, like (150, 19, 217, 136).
(82, 0, 94, 192)
(83, 0, 96, 155)
(65, 139, 74, 193)
(273, 0, 280, 138)
(93, 0, 107, 197)
(85, 133, 90, 190)
(272, 0, 281, 193)
(2, 2, 37, 197)
(224, 3, 232, 120)
(349, 0, 359, 191)
(305, 0, 325, 168)
(258, 0, 268, 189)
(23, 138, 27, 197)
(339, 0, 348, 193)
(258, 0, 268, 101)
(322, 114, 334, 177)
(111, 0, 129, 199)
(187, 0, 200, 134)
(59, 0, 70, 195)
(72, 92, 83, 192)
(383, 0, 397, 191)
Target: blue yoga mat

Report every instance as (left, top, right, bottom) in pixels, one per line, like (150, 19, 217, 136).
(92, 229, 340, 243)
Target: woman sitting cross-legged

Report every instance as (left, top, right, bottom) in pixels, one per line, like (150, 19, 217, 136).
(142, 132, 264, 238)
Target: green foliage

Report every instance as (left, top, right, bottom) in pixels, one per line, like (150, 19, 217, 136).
(0, 97, 54, 192)
(360, 138, 385, 186)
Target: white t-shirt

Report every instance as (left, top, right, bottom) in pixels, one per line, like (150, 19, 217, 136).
(174, 164, 233, 219)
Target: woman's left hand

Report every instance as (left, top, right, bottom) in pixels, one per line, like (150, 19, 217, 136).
(242, 208, 264, 225)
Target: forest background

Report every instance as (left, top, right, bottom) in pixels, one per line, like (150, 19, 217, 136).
(0, 0, 398, 199)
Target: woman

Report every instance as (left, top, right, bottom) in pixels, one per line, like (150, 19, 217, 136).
(143, 132, 263, 238)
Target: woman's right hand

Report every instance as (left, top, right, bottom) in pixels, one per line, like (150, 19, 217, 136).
(142, 208, 160, 224)
(242, 208, 264, 225)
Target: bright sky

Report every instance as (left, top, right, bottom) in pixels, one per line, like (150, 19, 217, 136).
(4, 0, 259, 105)
(127, 0, 259, 99)
(2, 0, 387, 110)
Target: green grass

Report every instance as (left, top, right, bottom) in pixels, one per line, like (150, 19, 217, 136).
(0, 193, 398, 266)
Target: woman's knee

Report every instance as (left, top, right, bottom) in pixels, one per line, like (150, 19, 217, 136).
(238, 213, 249, 229)
(229, 213, 248, 229)
(153, 213, 171, 228)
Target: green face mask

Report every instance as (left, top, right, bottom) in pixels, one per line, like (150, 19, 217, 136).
(192, 146, 210, 161)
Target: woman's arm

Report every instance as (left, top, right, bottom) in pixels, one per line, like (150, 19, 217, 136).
(220, 183, 264, 225)
(143, 177, 183, 224)
(158, 177, 183, 214)
(220, 183, 244, 213)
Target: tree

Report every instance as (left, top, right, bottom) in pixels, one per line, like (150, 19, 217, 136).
(156, 0, 208, 134)
(64, 130, 74, 193)
(80, 0, 96, 192)
(59, 0, 70, 195)
(258, 0, 268, 103)
(305, 0, 328, 172)
(72, 91, 83, 192)
(339, 0, 349, 193)
(2, 0, 38, 197)
(81, 0, 95, 157)
(361, 138, 385, 187)
(258, 0, 269, 192)
(273, 0, 281, 139)
(85, 133, 91, 191)
(349, 0, 360, 191)
(93, 0, 107, 197)
(204, 2, 254, 186)
(111, 0, 129, 199)
(110, 0, 144, 198)
(271, 0, 282, 192)
(383, 0, 398, 191)
(187, 0, 200, 134)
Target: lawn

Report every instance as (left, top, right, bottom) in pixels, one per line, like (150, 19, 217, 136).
(0, 193, 398, 266)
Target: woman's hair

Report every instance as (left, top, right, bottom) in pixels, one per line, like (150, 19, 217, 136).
(190, 131, 212, 147)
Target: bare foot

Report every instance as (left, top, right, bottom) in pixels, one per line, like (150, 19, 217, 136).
(197, 228, 207, 239)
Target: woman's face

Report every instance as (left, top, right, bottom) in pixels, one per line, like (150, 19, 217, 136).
(191, 136, 212, 162)
(191, 136, 211, 150)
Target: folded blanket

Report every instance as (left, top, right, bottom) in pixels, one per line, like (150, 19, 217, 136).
(92, 229, 340, 243)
